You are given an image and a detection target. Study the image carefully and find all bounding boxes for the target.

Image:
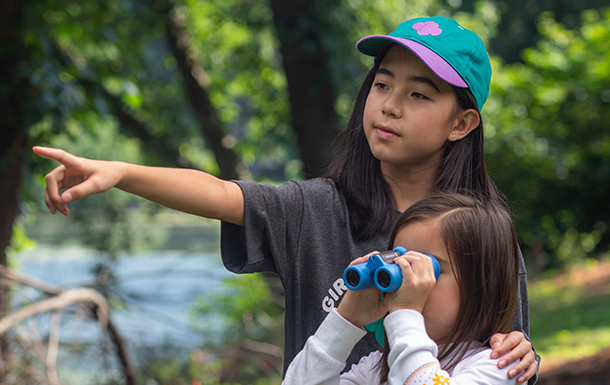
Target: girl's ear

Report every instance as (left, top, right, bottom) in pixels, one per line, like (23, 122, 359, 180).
(448, 108, 480, 141)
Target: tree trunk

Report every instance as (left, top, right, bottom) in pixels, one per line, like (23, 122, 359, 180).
(269, 0, 341, 178)
(162, 3, 241, 181)
(0, 0, 28, 382)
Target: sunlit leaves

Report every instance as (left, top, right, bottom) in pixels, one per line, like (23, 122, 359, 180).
(486, 9, 610, 271)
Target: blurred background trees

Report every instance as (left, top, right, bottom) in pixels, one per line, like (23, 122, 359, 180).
(1, 0, 610, 383)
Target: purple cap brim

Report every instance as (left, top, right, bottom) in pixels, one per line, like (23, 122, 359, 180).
(357, 35, 468, 88)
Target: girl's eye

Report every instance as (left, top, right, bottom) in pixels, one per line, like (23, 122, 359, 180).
(374, 82, 389, 90)
(412, 92, 428, 100)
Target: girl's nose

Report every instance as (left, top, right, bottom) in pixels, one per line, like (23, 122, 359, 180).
(382, 95, 402, 118)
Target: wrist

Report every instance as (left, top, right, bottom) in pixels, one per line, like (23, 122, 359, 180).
(388, 303, 424, 314)
(114, 161, 137, 191)
(336, 305, 363, 328)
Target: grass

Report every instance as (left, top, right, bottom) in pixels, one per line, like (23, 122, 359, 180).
(528, 259, 610, 365)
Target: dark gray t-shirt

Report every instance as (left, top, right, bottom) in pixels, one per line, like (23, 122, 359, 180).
(220, 178, 532, 375)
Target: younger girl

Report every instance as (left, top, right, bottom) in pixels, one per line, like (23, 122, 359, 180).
(283, 193, 521, 384)
(33, 16, 537, 382)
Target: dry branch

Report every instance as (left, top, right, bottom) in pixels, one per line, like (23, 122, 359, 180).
(0, 287, 108, 335)
(0, 265, 139, 385)
(46, 311, 61, 385)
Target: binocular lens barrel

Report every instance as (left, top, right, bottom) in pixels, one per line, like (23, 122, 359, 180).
(376, 270, 391, 289)
(345, 269, 361, 287)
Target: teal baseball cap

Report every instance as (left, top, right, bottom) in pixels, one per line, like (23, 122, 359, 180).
(357, 16, 492, 110)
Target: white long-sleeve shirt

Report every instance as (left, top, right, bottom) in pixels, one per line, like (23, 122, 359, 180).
(283, 309, 518, 385)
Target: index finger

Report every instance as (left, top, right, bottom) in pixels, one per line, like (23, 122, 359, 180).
(32, 146, 79, 167)
(398, 251, 435, 272)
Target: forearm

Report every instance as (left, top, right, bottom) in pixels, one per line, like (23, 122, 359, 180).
(283, 309, 367, 385)
(115, 162, 245, 225)
(385, 310, 516, 385)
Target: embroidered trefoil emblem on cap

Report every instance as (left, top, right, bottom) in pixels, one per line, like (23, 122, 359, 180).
(413, 21, 442, 36)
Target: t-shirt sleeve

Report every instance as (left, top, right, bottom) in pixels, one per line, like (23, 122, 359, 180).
(220, 179, 306, 278)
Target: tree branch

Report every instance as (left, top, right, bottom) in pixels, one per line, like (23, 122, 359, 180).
(162, 3, 241, 180)
(47, 38, 194, 170)
(0, 287, 108, 335)
(0, 266, 140, 385)
(46, 311, 61, 385)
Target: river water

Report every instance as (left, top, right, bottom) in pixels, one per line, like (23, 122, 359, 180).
(11, 217, 236, 383)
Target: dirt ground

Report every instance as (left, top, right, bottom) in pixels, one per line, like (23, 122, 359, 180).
(536, 260, 610, 384)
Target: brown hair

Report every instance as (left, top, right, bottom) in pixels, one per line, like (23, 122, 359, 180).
(377, 193, 520, 383)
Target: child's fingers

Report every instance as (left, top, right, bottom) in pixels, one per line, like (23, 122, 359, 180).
(33, 146, 79, 168)
(397, 252, 436, 280)
(388, 253, 437, 313)
(60, 174, 109, 204)
(505, 348, 535, 378)
(43, 188, 56, 215)
(394, 257, 416, 280)
(490, 331, 529, 361)
(489, 333, 507, 357)
(44, 166, 69, 215)
(348, 250, 380, 266)
(515, 354, 538, 383)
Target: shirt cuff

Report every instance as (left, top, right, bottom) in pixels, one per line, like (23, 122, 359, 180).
(384, 309, 429, 346)
(310, 309, 368, 361)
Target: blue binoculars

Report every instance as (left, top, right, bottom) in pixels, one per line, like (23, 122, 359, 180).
(343, 246, 441, 292)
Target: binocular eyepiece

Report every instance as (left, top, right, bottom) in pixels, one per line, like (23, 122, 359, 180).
(343, 246, 440, 292)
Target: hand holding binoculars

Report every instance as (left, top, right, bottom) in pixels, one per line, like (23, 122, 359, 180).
(343, 246, 440, 293)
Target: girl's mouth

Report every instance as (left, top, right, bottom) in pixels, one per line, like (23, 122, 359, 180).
(375, 125, 399, 140)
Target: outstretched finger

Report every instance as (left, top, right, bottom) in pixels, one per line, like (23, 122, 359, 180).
(33, 146, 80, 168)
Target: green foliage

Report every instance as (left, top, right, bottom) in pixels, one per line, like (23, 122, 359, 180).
(529, 259, 610, 361)
(183, 0, 296, 176)
(485, 9, 610, 272)
(8, 223, 37, 256)
(190, 273, 284, 383)
(191, 273, 283, 345)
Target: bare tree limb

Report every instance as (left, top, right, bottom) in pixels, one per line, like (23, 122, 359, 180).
(14, 323, 49, 385)
(0, 266, 139, 385)
(46, 311, 61, 385)
(0, 265, 62, 296)
(241, 340, 283, 359)
(0, 288, 108, 335)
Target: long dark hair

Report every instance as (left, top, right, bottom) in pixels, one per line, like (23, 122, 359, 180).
(325, 45, 502, 240)
(377, 193, 520, 382)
